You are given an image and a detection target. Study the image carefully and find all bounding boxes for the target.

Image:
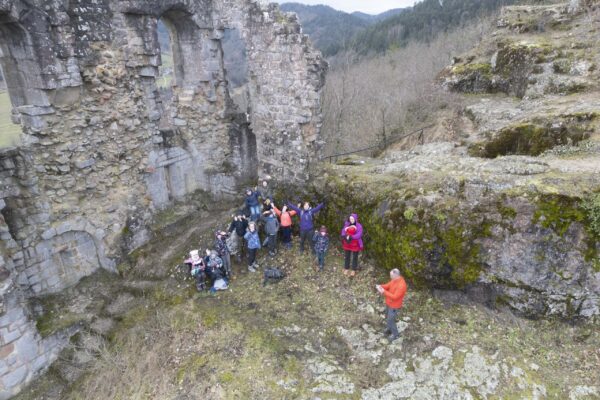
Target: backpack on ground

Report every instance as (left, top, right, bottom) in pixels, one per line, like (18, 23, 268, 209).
(263, 267, 286, 286)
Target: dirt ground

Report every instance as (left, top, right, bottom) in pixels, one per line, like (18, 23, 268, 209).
(14, 203, 600, 400)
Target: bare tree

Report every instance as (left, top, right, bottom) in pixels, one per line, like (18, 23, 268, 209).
(321, 16, 493, 155)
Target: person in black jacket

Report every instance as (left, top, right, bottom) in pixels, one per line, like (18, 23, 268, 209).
(228, 214, 248, 263)
(214, 230, 232, 278)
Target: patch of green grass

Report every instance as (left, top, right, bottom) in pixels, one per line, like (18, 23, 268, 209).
(36, 311, 86, 338)
(582, 193, 600, 238)
(157, 52, 174, 88)
(176, 354, 208, 385)
(451, 63, 492, 77)
(0, 91, 22, 147)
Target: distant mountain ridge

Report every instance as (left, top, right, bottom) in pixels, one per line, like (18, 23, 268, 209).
(347, 0, 515, 55)
(279, 3, 375, 56)
(281, 0, 514, 58)
(351, 8, 406, 22)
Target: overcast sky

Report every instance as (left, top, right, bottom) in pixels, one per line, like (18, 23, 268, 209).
(276, 0, 418, 14)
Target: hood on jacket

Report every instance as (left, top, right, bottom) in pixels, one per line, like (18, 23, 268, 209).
(348, 213, 359, 224)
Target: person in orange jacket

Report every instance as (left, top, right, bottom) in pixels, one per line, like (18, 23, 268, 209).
(272, 203, 297, 249)
(376, 268, 407, 343)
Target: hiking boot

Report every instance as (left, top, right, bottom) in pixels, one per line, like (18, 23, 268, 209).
(388, 335, 399, 343)
(248, 266, 257, 273)
(343, 269, 349, 276)
(350, 270, 356, 277)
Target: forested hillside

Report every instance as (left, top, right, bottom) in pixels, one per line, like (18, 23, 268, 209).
(278, 3, 373, 56)
(349, 0, 515, 55)
(281, 0, 515, 58)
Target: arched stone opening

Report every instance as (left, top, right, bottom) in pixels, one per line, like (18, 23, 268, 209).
(0, 14, 43, 147)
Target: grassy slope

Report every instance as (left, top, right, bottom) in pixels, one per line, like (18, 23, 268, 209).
(157, 53, 174, 88)
(15, 203, 600, 400)
(0, 91, 22, 147)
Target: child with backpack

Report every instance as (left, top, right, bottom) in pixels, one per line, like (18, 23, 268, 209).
(312, 226, 330, 271)
(273, 203, 297, 249)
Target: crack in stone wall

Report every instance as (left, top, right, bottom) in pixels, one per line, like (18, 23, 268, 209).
(0, 0, 326, 397)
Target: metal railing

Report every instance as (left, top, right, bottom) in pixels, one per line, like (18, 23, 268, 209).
(321, 124, 434, 163)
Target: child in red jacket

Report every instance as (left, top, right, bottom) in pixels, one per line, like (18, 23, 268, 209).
(341, 213, 363, 277)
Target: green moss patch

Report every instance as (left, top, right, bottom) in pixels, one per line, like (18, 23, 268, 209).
(310, 176, 492, 289)
(469, 120, 591, 158)
(451, 63, 492, 77)
(532, 194, 586, 236)
(532, 193, 599, 268)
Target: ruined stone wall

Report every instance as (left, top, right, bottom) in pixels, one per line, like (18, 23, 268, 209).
(0, 0, 325, 396)
(0, 149, 71, 399)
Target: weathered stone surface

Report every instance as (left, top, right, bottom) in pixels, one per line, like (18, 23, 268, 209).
(0, 0, 325, 396)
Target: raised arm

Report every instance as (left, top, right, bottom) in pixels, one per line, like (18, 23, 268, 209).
(273, 206, 282, 217)
(312, 203, 324, 214)
(286, 202, 301, 214)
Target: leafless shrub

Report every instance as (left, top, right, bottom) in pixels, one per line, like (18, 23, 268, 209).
(322, 17, 494, 155)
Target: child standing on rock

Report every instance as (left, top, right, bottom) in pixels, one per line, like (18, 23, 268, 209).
(341, 213, 363, 277)
(312, 226, 330, 271)
(245, 188, 263, 221)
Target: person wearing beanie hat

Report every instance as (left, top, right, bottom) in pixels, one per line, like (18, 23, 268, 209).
(312, 226, 330, 271)
(185, 249, 207, 291)
(341, 213, 363, 277)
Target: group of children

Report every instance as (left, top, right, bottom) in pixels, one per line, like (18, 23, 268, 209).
(184, 178, 366, 292)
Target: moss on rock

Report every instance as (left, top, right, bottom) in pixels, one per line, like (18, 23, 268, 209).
(309, 175, 492, 289)
(532, 194, 586, 236)
(469, 119, 591, 158)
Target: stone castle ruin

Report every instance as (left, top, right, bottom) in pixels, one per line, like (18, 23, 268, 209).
(0, 0, 326, 397)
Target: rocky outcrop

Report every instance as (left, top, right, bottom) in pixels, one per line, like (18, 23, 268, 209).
(311, 142, 600, 319)
(0, 0, 325, 397)
(437, 3, 600, 159)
